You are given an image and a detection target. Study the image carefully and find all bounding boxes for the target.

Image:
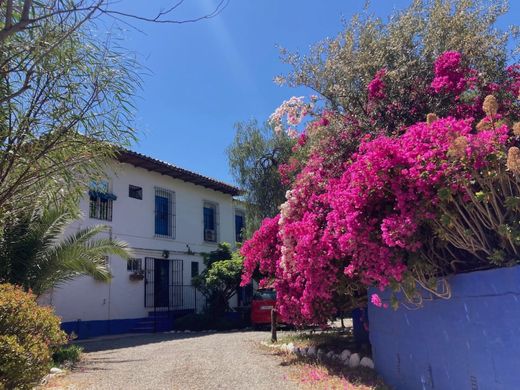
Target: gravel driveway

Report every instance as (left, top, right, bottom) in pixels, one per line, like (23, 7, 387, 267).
(48, 331, 299, 390)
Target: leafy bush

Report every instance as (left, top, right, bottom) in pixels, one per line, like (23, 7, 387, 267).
(52, 345, 83, 366)
(193, 243, 243, 318)
(0, 284, 67, 390)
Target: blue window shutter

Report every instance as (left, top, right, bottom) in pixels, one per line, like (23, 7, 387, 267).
(155, 195, 169, 235)
(203, 206, 215, 230)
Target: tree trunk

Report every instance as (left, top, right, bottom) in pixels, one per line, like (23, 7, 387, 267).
(271, 309, 277, 343)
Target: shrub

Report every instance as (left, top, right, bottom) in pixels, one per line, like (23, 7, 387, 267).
(193, 243, 243, 318)
(52, 345, 83, 366)
(0, 284, 67, 390)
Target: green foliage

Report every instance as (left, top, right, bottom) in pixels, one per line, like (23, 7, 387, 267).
(0, 2, 140, 224)
(193, 243, 244, 317)
(203, 257, 244, 295)
(0, 204, 131, 296)
(0, 283, 67, 390)
(52, 344, 83, 366)
(201, 242, 233, 268)
(227, 120, 294, 237)
(278, 0, 516, 132)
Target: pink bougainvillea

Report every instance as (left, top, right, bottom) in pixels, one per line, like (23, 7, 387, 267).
(240, 215, 281, 287)
(367, 68, 387, 100)
(431, 51, 467, 94)
(243, 116, 510, 324)
(241, 51, 519, 325)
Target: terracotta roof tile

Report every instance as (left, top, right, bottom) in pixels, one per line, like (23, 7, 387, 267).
(116, 149, 241, 196)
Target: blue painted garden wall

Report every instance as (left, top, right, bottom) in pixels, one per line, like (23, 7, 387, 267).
(368, 265, 520, 390)
(61, 318, 145, 339)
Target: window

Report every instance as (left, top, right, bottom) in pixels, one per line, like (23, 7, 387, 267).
(235, 210, 245, 242)
(203, 202, 218, 242)
(191, 261, 199, 278)
(127, 258, 142, 272)
(129, 185, 142, 200)
(253, 289, 277, 301)
(154, 188, 175, 238)
(89, 180, 116, 221)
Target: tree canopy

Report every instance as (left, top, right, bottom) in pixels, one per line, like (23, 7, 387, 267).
(227, 120, 293, 237)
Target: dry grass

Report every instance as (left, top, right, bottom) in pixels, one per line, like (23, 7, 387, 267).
(265, 329, 389, 390)
(276, 328, 371, 357)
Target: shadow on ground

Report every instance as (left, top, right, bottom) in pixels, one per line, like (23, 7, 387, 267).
(74, 329, 261, 353)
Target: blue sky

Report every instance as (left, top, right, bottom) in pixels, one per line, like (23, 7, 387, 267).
(109, 0, 518, 185)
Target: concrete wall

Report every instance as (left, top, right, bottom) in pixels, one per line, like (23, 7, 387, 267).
(368, 266, 520, 390)
(49, 161, 243, 337)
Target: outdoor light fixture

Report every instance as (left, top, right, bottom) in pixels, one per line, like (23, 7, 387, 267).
(162, 250, 169, 259)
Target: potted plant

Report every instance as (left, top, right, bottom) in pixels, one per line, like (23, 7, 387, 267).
(129, 270, 144, 281)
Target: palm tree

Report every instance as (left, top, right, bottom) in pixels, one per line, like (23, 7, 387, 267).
(0, 206, 131, 296)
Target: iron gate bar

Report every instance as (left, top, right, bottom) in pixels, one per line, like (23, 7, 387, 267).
(144, 258, 201, 332)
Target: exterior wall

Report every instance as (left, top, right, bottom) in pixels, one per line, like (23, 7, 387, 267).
(368, 266, 520, 390)
(50, 161, 242, 337)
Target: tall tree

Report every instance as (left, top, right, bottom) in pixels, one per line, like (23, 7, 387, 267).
(278, 0, 517, 133)
(0, 1, 230, 221)
(227, 120, 293, 237)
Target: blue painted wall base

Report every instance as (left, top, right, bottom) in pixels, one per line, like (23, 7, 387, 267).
(368, 265, 520, 390)
(61, 318, 146, 339)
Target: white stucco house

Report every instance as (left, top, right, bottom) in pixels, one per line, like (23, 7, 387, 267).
(47, 149, 246, 339)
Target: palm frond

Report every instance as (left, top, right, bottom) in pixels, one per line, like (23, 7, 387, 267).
(0, 205, 132, 295)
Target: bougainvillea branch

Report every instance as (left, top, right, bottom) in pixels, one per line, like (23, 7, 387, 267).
(242, 51, 520, 325)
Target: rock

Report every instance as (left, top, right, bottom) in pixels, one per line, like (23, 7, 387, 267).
(360, 357, 375, 369)
(184, 330, 191, 333)
(349, 353, 361, 368)
(307, 346, 316, 357)
(300, 347, 308, 357)
(50, 367, 63, 374)
(340, 349, 351, 361)
(326, 351, 334, 359)
(294, 347, 301, 356)
(280, 344, 287, 352)
(317, 348, 325, 360)
(287, 343, 295, 354)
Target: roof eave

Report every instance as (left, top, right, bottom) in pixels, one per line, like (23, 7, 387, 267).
(115, 149, 242, 197)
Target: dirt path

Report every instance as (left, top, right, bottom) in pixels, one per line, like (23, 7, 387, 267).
(45, 331, 299, 390)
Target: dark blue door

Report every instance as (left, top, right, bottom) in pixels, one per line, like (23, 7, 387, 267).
(154, 259, 170, 307)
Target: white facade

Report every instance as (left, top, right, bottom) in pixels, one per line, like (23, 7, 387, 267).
(49, 153, 243, 333)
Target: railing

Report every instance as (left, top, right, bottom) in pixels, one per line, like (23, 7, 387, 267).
(147, 285, 206, 332)
(143, 258, 208, 332)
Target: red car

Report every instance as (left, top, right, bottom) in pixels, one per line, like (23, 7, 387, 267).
(251, 289, 276, 327)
